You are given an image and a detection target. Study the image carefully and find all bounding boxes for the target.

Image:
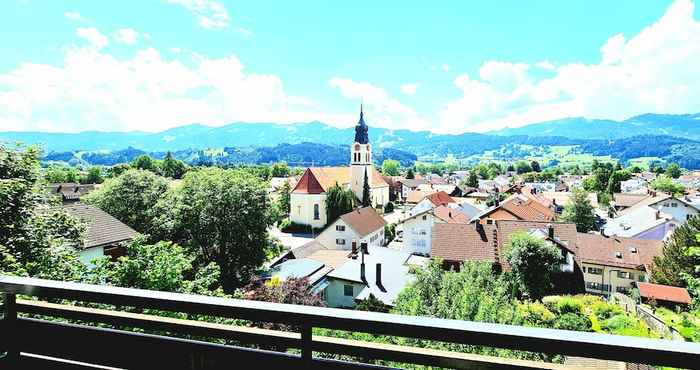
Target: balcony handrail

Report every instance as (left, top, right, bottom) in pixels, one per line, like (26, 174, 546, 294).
(2, 275, 699, 368)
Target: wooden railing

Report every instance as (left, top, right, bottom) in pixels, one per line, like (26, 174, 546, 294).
(1, 275, 699, 369)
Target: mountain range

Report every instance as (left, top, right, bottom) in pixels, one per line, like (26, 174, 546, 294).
(2, 112, 700, 168)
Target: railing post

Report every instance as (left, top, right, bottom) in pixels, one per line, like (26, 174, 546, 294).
(1, 293, 19, 367)
(301, 324, 312, 364)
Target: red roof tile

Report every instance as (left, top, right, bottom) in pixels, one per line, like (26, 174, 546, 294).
(340, 207, 387, 238)
(636, 282, 692, 304)
(425, 191, 456, 207)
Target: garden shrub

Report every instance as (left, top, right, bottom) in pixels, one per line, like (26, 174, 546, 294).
(518, 302, 555, 327)
(556, 297, 583, 315)
(553, 313, 592, 332)
(592, 302, 624, 321)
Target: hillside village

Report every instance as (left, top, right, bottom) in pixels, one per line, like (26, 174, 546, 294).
(3, 108, 700, 368)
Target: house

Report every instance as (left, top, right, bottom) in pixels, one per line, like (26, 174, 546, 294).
(417, 182, 456, 195)
(604, 194, 700, 240)
(324, 246, 416, 308)
(408, 191, 456, 217)
(678, 171, 700, 189)
(471, 194, 555, 224)
(523, 181, 566, 193)
(314, 207, 387, 250)
(558, 175, 585, 190)
(399, 205, 469, 256)
(634, 282, 692, 307)
(620, 178, 648, 193)
(450, 185, 477, 198)
(290, 107, 390, 228)
(47, 183, 96, 204)
(431, 220, 581, 291)
(396, 179, 429, 201)
(63, 204, 138, 265)
(537, 191, 599, 214)
(381, 175, 404, 201)
(577, 233, 662, 295)
(404, 189, 437, 205)
(613, 193, 650, 212)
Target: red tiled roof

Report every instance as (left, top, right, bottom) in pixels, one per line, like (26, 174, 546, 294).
(292, 167, 388, 194)
(406, 190, 437, 204)
(425, 191, 456, 207)
(577, 233, 663, 270)
(432, 205, 470, 224)
(432, 223, 498, 263)
(339, 207, 387, 238)
(495, 195, 555, 222)
(293, 168, 325, 194)
(636, 282, 692, 304)
(613, 193, 650, 208)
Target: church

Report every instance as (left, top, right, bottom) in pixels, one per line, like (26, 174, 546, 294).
(290, 106, 390, 228)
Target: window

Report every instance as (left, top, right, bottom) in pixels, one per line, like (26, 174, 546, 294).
(586, 282, 601, 290)
(343, 284, 354, 297)
(671, 202, 678, 208)
(313, 204, 320, 220)
(587, 267, 603, 275)
(336, 225, 345, 232)
(616, 287, 630, 294)
(617, 271, 631, 279)
(422, 215, 427, 220)
(297, 205, 302, 215)
(601, 284, 611, 292)
(336, 239, 346, 245)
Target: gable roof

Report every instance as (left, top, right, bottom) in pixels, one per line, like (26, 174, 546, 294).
(405, 190, 437, 203)
(473, 195, 555, 223)
(340, 207, 387, 238)
(432, 205, 470, 224)
(424, 191, 456, 207)
(613, 193, 651, 208)
(432, 223, 499, 263)
(636, 282, 692, 304)
(577, 233, 663, 270)
(64, 204, 137, 249)
(46, 183, 96, 201)
(397, 178, 429, 188)
(292, 167, 388, 194)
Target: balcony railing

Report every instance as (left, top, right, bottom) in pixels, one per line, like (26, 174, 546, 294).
(1, 275, 699, 369)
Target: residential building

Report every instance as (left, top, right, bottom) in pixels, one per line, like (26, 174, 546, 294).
(432, 220, 581, 291)
(404, 189, 437, 204)
(63, 203, 137, 265)
(523, 181, 565, 193)
(324, 246, 418, 308)
(290, 107, 390, 228)
(604, 194, 700, 240)
(471, 194, 555, 224)
(620, 178, 648, 193)
(399, 205, 469, 256)
(46, 183, 96, 204)
(417, 182, 456, 194)
(613, 193, 650, 212)
(314, 207, 387, 250)
(408, 191, 456, 217)
(577, 233, 662, 295)
(396, 178, 429, 201)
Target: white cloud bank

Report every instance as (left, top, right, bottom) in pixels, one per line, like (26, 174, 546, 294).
(0, 29, 351, 132)
(113, 28, 139, 45)
(439, 0, 700, 133)
(400, 83, 419, 95)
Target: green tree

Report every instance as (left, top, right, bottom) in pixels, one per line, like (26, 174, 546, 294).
(88, 236, 224, 296)
(464, 171, 479, 188)
(530, 161, 541, 173)
(0, 144, 87, 281)
(652, 215, 700, 287)
(515, 160, 532, 174)
(405, 168, 415, 179)
(277, 180, 292, 214)
(650, 175, 685, 195)
(159, 151, 187, 179)
(606, 170, 632, 194)
(505, 232, 563, 300)
(562, 187, 597, 232)
(83, 169, 169, 234)
(362, 168, 371, 207)
(156, 167, 274, 291)
(131, 154, 156, 171)
(665, 163, 682, 179)
(326, 182, 355, 225)
(381, 159, 401, 176)
(270, 162, 290, 178)
(82, 166, 104, 184)
(107, 163, 131, 178)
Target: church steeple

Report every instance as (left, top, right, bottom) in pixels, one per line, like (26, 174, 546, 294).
(354, 104, 369, 144)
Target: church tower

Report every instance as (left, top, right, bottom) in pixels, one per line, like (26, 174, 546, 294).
(350, 104, 372, 203)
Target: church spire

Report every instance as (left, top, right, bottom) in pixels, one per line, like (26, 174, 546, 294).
(354, 103, 369, 144)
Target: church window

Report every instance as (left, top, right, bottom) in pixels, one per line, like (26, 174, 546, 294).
(355, 144, 360, 150)
(297, 205, 302, 215)
(313, 204, 320, 220)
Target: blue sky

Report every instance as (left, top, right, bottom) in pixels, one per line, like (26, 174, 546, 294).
(2, 0, 699, 133)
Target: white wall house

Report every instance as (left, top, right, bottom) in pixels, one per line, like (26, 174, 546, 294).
(400, 206, 469, 256)
(314, 207, 387, 250)
(290, 192, 327, 229)
(620, 178, 647, 193)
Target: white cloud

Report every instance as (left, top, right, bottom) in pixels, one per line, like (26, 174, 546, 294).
(535, 60, 555, 70)
(166, 0, 230, 29)
(438, 0, 700, 133)
(329, 78, 430, 130)
(64, 11, 83, 21)
(235, 27, 252, 37)
(113, 28, 139, 45)
(400, 83, 419, 95)
(441, 64, 450, 72)
(0, 30, 351, 133)
(76, 28, 108, 49)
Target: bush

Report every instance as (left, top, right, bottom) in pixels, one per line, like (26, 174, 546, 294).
(542, 296, 562, 312)
(518, 303, 555, 327)
(279, 220, 321, 234)
(556, 297, 583, 315)
(554, 313, 592, 332)
(593, 302, 624, 321)
(600, 314, 636, 333)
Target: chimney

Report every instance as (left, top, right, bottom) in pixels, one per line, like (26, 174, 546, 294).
(360, 263, 366, 284)
(361, 242, 369, 255)
(655, 210, 661, 220)
(547, 224, 554, 239)
(351, 240, 357, 254)
(375, 263, 382, 287)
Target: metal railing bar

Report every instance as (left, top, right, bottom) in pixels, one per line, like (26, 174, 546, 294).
(2, 276, 699, 368)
